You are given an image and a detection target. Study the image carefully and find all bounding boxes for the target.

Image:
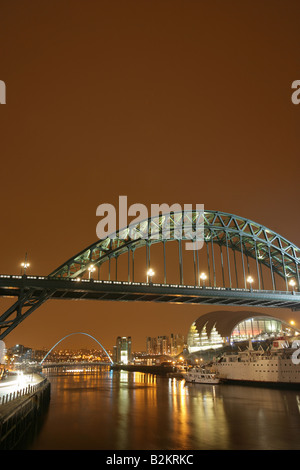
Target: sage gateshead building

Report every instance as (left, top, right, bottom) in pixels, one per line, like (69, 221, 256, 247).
(187, 311, 299, 354)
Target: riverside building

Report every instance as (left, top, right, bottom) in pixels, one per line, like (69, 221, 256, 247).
(187, 310, 299, 358)
(113, 336, 132, 364)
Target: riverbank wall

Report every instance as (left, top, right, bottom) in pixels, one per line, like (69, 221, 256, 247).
(0, 377, 50, 449)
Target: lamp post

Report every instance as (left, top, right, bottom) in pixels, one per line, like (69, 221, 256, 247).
(21, 253, 30, 275)
(247, 275, 254, 291)
(200, 272, 207, 287)
(147, 268, 155, 284)
(289, 279, 296, 293)
(88, 264, 96, 280)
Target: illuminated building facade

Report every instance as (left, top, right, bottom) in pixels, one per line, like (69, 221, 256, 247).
(0, 340, 5, 364)
(187, 311, 299, 353)
(146, 334, 185, 356)
(113, 336, 132, 364)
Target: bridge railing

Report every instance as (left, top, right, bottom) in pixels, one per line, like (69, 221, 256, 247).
(0, 273, 298, 295)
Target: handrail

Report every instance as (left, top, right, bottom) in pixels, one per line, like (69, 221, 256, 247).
(0, 274, 299, 295)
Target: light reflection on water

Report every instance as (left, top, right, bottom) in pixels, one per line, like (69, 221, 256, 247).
(29, 367, 300, 450)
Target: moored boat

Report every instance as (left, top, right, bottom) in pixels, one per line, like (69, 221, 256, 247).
(211, 338, 300, 388)
(185, 367, 221, 384)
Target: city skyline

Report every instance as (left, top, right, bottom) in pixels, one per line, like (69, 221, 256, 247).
(5, 330, 187, 355)
(0, 1, 299, 352)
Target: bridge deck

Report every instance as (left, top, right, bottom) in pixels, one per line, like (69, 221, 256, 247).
(0, 274, 299, 310)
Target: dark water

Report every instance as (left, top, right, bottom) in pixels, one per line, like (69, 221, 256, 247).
(28, 366, 300, 450)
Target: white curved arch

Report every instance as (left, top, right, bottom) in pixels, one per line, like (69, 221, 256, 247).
(40, 332, 113, 364)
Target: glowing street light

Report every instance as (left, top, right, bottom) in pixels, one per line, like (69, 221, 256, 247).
(147, 268, 155, 283)
(88, 264, 96, 280)
(21, 261, 30, 272)
(289, 279, 296, 292)
(247, 275, 254, 290)
(200, 272, 207, 287)
(21, 253, 30, 275)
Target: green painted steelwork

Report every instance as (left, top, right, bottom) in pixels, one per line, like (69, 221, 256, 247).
(0, 210, 299, 341)
(50, 210, 300, 290)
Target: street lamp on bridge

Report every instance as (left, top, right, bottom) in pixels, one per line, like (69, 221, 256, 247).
(20, 253, 30, 275)
(289, 279, 296, 292)
(247, 275, 254, 290)
(147, 268, 155, 284)
(88, 264, 96, 280)
(200, 272, 207, 287)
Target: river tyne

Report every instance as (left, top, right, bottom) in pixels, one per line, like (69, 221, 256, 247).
(26, 365, 300, 451)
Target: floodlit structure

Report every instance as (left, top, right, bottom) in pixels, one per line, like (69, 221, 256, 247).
(187, 311, 299, 353)
(113, 336, 132, 364)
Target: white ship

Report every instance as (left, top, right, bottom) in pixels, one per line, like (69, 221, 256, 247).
(185, 367, 221, 384)
(212, 338, 300, 388)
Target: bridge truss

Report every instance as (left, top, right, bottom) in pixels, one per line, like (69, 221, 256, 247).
(0, 210, 299, 340)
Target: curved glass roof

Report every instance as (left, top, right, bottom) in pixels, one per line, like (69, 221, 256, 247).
(187, 310, 299, 352)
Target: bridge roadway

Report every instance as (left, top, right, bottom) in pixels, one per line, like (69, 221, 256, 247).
(0, 274, 299, 310)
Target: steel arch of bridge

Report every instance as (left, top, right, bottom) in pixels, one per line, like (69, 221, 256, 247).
(40, 332, 113, 364)
(50, 210, 300, 291)
(0, 210, 299, 341)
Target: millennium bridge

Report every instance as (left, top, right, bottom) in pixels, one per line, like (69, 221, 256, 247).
(0, 210, 299, 340)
